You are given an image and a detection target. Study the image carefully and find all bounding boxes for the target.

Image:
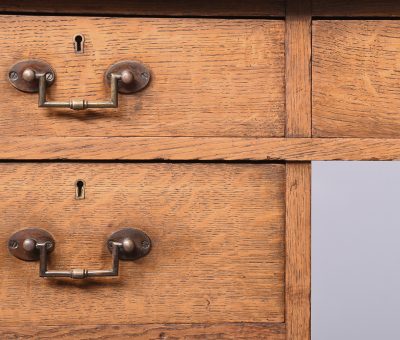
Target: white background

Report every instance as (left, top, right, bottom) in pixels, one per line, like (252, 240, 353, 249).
(312, 162, 400, 340)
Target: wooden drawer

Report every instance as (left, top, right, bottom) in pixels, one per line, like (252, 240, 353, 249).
(313, 20, 400, 138)
(0, 163, 285, 335)
(0, 16, 285, 138)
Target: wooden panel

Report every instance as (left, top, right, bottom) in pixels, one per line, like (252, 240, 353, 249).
(0, 323, 286, 340)
(285, 0, 312, 137)
(0, 16, 285, 138)
(0, 163, 285, 326)
(313, 0, 400, 17)
(0, 0, 285, 17)
(3, 136, 400, 161)
(285, 163, 311, 340)
(313, 21, 400, 138)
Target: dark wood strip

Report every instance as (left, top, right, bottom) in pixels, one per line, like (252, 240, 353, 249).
(0, 0, 284, 17)
(313, 0, 400, 17)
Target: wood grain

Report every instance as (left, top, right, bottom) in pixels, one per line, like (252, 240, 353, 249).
(0, 16, 285, 138)
(285, 0, 312, 137)
(285, 163, 311, 340)
(0, 0, 285, 17)
(313, 20, 400, 138)
(313, 0, 400, 17)
(285, 2, 312, 338)
(0, 323, 286, 340)
(1, 137, 400, 160)
(0, 163, 285, 326)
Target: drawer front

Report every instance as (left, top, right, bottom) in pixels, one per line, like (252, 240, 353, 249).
(1, 16, 284, 138)
(313, 20, 400, 138)
(0, 163, 285, 326)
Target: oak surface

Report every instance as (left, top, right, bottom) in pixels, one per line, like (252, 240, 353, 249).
(0, 2, 318, 338)
(285, 163, 311, 340)
(3, 137, 400, 161)
(0, 16, 285, 138)
(285, 0, 312, 137)
(0, 323, 286, 340)
(0, 0, 285, 17)
(0, 163, 285, 326)
(285, 2, 312, 339)
(313, 20, 400, 138)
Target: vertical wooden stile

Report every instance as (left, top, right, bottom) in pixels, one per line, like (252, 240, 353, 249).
(285, 0, 312, 339)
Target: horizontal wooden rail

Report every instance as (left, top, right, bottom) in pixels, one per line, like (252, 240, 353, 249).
(0, 323, 286, 339)
(0, 0, 285, 17)
(0, 137, 400, 161)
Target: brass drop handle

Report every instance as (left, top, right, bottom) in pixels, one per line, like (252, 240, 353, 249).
(8, 59, 151, 111)
(8, 228, 152, 279)
(35, 71, 126, 111)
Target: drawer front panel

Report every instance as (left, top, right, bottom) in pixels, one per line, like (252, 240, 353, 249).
(0, 16, 284, 137)
(0, 163, 285, 325)
(313, 20, 400, 138)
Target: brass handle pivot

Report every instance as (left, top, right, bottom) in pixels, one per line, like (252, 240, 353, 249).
(8, 228, 152, 280)
(8, 59, 151, 111)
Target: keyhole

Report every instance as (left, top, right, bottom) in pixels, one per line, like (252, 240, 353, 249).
(75, 180, 85, 199)
(73, 34, 85, 54)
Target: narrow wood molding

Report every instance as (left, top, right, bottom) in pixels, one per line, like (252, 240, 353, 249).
(285, 0, 312, 137)
(285, 163, 311, 340)
(0, 322, 286, 339)
(1, 137, 400, 161)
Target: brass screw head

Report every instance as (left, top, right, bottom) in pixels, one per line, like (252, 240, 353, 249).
(45, 72, 54, 82)
(9, 71, 18, 81)
(141, 240, 150, 249)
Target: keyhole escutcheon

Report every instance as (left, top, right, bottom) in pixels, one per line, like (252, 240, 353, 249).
(75, 180, 85, 199)
(73, 34, 85, 54)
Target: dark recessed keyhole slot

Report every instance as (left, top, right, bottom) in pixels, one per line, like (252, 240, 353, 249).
(75, 180, 85, 199)
(73, 34, 85, 54)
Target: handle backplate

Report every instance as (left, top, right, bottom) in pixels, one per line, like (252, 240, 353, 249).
(107, 227, 151, 260)
(105, 60, 151, 94)
(8, 227, 151, 279)
(8, 228, 55, 261)
(9, 59, 150, 94)
(8, 59, 151, 110)
(8, 59, 55, 93)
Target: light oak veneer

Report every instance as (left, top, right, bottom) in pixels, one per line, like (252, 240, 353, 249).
(0, 163, 285, 326)
(0, 16, 285, 138)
